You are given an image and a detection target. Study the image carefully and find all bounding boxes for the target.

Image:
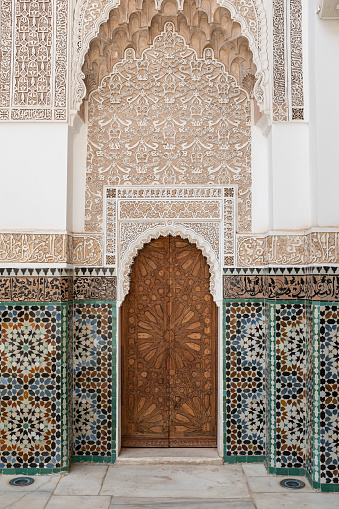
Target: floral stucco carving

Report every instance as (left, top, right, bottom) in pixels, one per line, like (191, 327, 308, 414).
(86, 24, 251, 232)
(71, 0, 269, 115)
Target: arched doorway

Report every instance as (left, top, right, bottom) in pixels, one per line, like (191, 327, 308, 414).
(121, 235, 217, 447)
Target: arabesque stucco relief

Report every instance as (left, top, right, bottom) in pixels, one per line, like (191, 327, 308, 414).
(85, 23, 251, 233)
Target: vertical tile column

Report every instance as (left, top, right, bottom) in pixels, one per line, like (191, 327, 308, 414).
(265, 268, 306, 475)
(308, 268, 339, 491)
(72, 269, 117, 463)
(0, 269, 70, 473)
(267, 301, 277, 471)
(223, 269, 266, 463)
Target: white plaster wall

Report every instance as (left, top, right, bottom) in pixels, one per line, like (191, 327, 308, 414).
(251, 124, 270, 233)
(71, 120, 88, 233)
(0, 123, 68, 231)
(270, 122, 311, 230)
(308, 0, 339, 227)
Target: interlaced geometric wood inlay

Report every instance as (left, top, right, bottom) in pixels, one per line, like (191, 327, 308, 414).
(86, 23, 251, 233)
(121, 235, 217, 447)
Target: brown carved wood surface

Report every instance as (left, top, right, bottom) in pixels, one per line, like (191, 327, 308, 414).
(122, 236, 217, 447)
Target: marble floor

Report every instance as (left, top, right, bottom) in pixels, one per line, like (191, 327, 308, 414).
(1, 463, 339, 509)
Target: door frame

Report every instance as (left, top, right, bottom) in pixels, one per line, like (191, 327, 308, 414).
(115, 232, 224, 458)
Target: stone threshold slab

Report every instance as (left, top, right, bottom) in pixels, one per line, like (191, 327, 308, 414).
(116, 448, 223, 465)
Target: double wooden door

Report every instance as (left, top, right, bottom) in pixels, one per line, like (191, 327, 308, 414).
(121, 236, 217, 447)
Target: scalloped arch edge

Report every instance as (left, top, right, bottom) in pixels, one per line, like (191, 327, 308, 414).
(117, 224, 222, 303)
(71, 0, 269, 116)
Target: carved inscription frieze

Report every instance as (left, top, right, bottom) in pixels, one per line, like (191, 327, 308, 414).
(309, 232, 339, 266)
(0, 0, 13, 112)
(237, 232, 339, 267)
(272, 0, 288, 122)
(0, 233, 68, 264)
(70, 235, 103, 266)
(86, 23, 251, 233)
(0, 233, 103, 265)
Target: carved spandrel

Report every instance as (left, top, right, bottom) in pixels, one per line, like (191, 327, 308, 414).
(86, 24, 251, 233)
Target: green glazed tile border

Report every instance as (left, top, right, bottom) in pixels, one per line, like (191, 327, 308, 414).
(72, 456, 115, 464)
(224, 455, 266, 464)
(312, 304, 321, 486)
(0, 467, 65, 475)
(73, 300, 116, 305)
(222, 302, 227, 462)
(320, 483, 339, 492)
(268, 303, 276, 470)
(268, 467, 306, 476)
(111, 302, 117, 465)
(61, 303, 69, 471)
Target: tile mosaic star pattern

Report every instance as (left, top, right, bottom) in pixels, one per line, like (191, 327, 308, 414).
(275, 303, 306, 469)
(224, 302, 266, 458)
(305, 301, 314, 481)
(73, 303, 115, 460)
(319, 304, 339, 484)
(0, 304, 67, 471)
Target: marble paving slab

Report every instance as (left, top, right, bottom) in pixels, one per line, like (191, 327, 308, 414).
(46, 495, 111, 509)
(0, 491, 52, 509)
(116, 448, 223, 465)
(0, 474, 59, 492)
(247, 475, 314, 493)
(253, 492, 339, 509)
(101, 465, 249, 499)
(54, 464, 108, 496)
(109, 498, 255, 508)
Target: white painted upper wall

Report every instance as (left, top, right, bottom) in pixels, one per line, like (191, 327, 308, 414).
(308, 0, 339, 227)
(0, 123, 69, 231)
(70, 120, 88, 233)
(0, 2, 338, 235)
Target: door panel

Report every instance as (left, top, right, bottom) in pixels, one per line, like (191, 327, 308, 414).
(121, 236, 217, 447)
(168, 237, 217, 447)
(121, 237, 170, 447)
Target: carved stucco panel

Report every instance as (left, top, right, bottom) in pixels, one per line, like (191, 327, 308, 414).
(119, 201, 222, 221)
(0, 233, 68, 264)
(105, 185, 236, 300)
(0, 0, 68, 121)
(71, 235, 103, 266)
(86, 24, 251, 233)
(72, 0, 269, 114)
(236, 232, 339, 267)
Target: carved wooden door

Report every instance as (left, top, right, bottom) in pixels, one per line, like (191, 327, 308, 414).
(121, 236, 217, 447)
